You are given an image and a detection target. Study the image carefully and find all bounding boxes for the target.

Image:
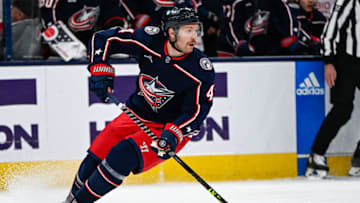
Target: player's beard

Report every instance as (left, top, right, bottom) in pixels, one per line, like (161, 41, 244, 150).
(175, 40, 196, 54)
(169, 32, 196, 55)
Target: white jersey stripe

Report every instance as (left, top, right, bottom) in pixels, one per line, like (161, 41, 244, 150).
(229, 22, 239, 44)
(90, 34, 95, 63)
(229, 0, 244, 45)
(153, 0, 176, 6)
(52, 0, 59, 22)
(103, 37, 162, 61)
(230, 0, 244, 22)
(172, 64, 201, 129)
(120, 0, 135, 20)
(282, 0, 293, 35)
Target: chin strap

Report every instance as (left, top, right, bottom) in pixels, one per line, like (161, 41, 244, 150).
(169, 37, 184, 54)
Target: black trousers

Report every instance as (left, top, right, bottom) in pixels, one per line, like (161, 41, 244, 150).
(312, 54, 360, 155)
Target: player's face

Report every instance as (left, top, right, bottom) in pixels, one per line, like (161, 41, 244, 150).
(174, 24, 200, 54)
(299, 0, 315, 12)
(11, 7, 25, 22)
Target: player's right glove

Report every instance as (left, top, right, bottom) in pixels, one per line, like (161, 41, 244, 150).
(150, 123, 183, 160)
(88, 63, 115, 102)
(307, 36, 321, 55)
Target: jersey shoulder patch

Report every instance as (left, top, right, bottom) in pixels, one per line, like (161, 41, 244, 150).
(199, 57, 213, 71)
(144, 26, 160, 35)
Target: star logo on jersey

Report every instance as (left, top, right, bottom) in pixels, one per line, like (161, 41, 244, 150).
(138, 74, 175, 112)
(95, 48, 103, 55)
(244, 10, 270, 36)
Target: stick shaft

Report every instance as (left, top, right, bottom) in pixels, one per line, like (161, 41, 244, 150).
(107, 93, 228, 203)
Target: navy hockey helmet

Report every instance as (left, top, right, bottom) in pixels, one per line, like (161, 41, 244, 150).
(161, 7, 203, 37)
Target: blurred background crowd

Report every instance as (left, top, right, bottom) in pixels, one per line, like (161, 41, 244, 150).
(0, 0, 334, 61)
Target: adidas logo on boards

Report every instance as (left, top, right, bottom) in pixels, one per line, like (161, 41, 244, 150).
(296, 72, 325, 96)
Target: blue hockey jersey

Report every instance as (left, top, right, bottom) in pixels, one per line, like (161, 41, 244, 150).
(40, 0, 126, 45)
(89, 26, 215, 135)
(217, 0, 312, 56)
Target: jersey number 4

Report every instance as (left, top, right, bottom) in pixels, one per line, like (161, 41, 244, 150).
(206, 84, 215, 101)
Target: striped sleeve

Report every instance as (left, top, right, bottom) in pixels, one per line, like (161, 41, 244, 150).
(321, 0, 352, 64)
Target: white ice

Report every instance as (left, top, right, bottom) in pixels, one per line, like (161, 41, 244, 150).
(1, 177, 360, 203)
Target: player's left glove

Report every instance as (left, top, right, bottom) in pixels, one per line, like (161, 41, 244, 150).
(88, 63, 115, 102)
(281, 36, 307, 54)
(150, 123, 184, 160)
(235, 41, 255, 56)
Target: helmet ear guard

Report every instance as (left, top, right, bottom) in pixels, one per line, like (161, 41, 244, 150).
(161, 7, 203, 38)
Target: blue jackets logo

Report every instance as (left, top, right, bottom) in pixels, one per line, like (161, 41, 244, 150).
(296, 72, 324, 96)
(138, 74, 175, 112)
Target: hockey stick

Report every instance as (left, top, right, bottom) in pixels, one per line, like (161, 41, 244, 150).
(107, 93, 228, 203)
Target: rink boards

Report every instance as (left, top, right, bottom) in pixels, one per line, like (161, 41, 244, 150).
(0, 59, 358, 189)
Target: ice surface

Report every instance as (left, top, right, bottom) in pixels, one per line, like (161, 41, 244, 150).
(1, 177, 360, 203)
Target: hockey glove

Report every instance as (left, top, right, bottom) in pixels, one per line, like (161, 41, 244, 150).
(134, 14, 150, 29)
(88, 63, 115, 102)
(281, 36, 307, 54)
(235, 41, 255, 56)
(307, 36, 321, 55)
(150, 123, 183, 160)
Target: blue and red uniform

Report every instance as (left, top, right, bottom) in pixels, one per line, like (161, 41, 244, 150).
(217, 0, 313, 56)
(65, 7, 214, 202)
(289, 3, 327, 39)
(88, 26, 215, 173)
(40, 0, 127, 45)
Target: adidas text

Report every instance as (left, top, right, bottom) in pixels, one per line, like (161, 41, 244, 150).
(296, 87, 324, 96)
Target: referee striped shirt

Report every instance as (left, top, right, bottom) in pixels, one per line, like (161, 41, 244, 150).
(321, 0, 360, 64)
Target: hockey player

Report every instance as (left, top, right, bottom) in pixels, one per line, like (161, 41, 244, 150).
(119, 0, 177, 29)
(196, 0, 223, 56)
(119, 0, 221, 56)
(289, 0, 327, 39)
(288, 0, 327, 55)
(64, 7, 215, 203)
(40, 0, 127, 60)
(216, 0, 314, 56)
(40, 0, 127, 44)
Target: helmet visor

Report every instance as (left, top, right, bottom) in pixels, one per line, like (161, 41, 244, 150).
(177, 23, 203, 37)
